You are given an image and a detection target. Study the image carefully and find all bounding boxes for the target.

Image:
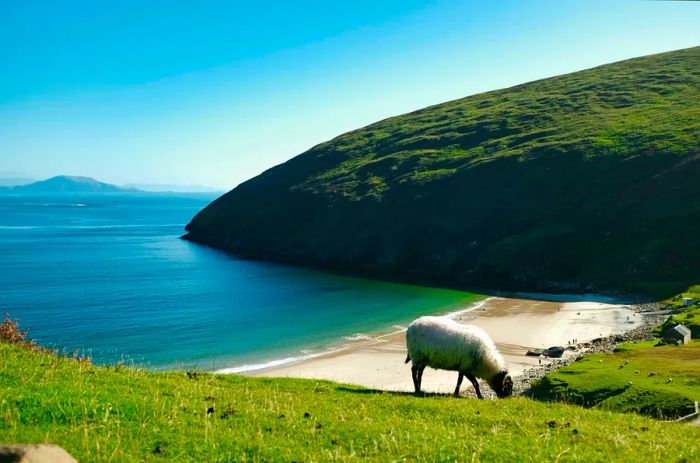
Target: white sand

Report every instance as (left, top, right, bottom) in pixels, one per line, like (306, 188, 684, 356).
(244, 296, 642, 394)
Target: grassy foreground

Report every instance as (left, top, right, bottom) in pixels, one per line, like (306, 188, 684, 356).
(1, 342, 699, 462)
(530, 341, 700, 419)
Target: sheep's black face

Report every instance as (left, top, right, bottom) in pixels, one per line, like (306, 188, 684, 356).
(493, 372, 513, 398)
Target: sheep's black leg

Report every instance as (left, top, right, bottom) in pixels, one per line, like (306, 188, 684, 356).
(415, 366, 425, 395)
(411, 366, 420, 395)
(454, 372, 464, 397)
(465, 373, 483, 399)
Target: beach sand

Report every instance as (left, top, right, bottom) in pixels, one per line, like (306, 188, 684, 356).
(245, 297, 642, 394)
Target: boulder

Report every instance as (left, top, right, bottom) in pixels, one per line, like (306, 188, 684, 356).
(0, 444, 77, 463)
(542, 346, 565, 358)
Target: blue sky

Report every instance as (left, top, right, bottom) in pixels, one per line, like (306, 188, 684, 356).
(1, 0, 699, 189)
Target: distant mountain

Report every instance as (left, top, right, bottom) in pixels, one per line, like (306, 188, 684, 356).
(124, 183, 224, 193)
(185, 46, 700, 299)
(1, 176, 137, 194)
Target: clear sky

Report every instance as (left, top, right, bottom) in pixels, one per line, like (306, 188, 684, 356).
(1, 0, 699, 190)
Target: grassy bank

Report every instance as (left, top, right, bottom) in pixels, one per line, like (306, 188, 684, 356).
(1, 342, 699, 462)
(529, 340, 700, 419)
(659, 285, 700, 338)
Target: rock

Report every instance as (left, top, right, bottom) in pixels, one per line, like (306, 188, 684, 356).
(0, 445, 77, 463)
(542, 346, 565, 358)
(526, 349, 543, 356)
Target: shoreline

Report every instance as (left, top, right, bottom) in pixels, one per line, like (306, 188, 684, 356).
(216, 296, 494, 374)
(240, 296, 661, 394)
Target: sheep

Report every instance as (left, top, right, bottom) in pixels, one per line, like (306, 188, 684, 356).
(405, 316, 513, 399)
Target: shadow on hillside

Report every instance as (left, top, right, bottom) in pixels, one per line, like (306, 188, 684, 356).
(335, 386, 458, 399)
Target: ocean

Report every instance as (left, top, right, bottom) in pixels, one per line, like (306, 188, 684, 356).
(0, 194, 481, 371)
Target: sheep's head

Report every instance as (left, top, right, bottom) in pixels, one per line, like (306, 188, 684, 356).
(490, 371, 513, 398)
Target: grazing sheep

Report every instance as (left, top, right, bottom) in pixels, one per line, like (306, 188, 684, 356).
(405, 316, 513, 399)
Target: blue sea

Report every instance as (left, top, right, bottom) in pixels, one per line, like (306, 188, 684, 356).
(0, 194, 481, 371)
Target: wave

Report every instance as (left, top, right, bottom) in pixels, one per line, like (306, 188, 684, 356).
(215, 354, 313, 374)
(342, 333, 371, 341)
(23, 203, 88, 208)
(444, 296, 495, 319)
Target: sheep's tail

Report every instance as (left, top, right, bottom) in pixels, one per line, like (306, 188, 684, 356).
(404, 354, 411, 364)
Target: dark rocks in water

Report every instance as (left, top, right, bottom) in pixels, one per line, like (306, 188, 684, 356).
(543, 346, 565, 358)
(526, 349, 544, 356)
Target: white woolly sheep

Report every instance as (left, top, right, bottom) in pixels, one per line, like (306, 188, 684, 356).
(405, 316, 513, 398)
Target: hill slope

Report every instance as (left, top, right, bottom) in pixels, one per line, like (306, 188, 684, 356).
(2, 341, 699, 462)
(529, 340, 700, 419)
(185, 47, 700, 298)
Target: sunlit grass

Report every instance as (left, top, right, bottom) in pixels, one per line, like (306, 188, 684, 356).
(1, 342, 699, 462)
(530, 340, 700, 419)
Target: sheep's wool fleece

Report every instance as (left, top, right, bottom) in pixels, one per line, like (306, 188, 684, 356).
(406, 316, 506, 379)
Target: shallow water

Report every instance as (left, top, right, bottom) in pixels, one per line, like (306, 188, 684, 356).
(0, 194, 480, 370)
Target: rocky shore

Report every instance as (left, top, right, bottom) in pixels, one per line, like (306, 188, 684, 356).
(465, 303, 671, 399)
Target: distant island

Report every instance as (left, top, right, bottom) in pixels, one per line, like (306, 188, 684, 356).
(0, 175, 134, 194)
(184, 46, 700, 299)
(123, 183, 224, 194)
(0, 175, 223, 195)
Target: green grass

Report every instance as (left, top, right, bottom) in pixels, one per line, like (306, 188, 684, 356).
(185, 46, 700, 298)
(529, 340, 700, 419)
(1, 342, 699, 462)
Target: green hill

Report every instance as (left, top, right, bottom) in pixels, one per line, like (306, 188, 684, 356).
(2, 341, 699, 462)
(185, 47, 700, 298)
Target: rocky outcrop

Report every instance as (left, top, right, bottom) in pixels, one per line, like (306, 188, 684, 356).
(0, 445, 77, 463)
(542, 346, 565, 358)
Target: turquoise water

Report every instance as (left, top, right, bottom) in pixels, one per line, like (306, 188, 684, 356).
(0, 194, 481, 371)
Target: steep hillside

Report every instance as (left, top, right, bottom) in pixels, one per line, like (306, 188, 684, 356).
(185, 47, 700, 298)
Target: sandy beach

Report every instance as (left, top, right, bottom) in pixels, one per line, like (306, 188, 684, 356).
(244, 297, 643, 394)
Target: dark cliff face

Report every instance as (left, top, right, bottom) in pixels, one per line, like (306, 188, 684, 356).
(185, 47, 700, 299)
